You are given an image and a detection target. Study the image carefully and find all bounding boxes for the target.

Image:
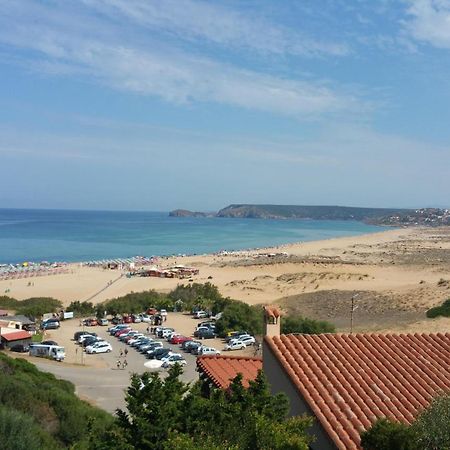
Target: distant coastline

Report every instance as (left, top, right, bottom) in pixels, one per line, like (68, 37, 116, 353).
(169, 204, 450, 227)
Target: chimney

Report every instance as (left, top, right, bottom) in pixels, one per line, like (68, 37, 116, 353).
(263, 306, 281, 338)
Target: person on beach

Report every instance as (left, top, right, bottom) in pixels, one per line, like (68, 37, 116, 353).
(116, 360, 121, 370)
(122, 360, 128, 370)
(124, 348, 128, 357)
(119, 349, 123, 358)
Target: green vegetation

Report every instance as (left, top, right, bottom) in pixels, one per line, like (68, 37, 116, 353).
(98, 290, 171, 316)
(0, 296, 62, 318)
(31, 332, 43, 343)
(426, 298, 450, 318)
(281, 316, 335, 334)
(92, 365, 313, 450)
(361, 393, 450, 450)
(0, 353, 114, 449)
(67, 301, 96, 317)
(214, 301, 263, 337)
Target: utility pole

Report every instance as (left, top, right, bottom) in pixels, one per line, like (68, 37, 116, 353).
(350, 293, 359, 334)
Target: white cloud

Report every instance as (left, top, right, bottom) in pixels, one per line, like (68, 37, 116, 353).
(81, 0, 349, 57)
(0, 1, 363, 118)
(404, 0, 450, 48)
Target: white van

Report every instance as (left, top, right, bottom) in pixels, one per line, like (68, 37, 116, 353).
(29, 344, 65, 361)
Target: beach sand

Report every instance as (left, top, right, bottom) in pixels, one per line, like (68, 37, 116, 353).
(2, 226, 450, 334)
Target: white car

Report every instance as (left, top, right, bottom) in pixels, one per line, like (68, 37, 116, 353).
(199, 347, 220, 356)
(161, 328, 175, 338)
(141, 314, 152, 323)
(225, 341, 246, 351)
(238, 335, 256, 346)
(195, 310, 208, 319)
(162, 354, 187, 368)
(127, 334, 145, 345)
(86, 342, 112, 354)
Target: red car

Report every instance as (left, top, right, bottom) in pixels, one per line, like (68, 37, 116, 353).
(122, 315, 133, 323)
(114, 328, 131, 337)
(170, 335, 192, 345)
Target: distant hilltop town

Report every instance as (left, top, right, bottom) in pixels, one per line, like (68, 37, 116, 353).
(169, 204, 450, 226)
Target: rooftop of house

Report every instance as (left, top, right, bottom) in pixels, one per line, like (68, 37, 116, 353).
(265, 332, 450, 450)
(0, 330, 31, 341)
(197, 355, 263, 389)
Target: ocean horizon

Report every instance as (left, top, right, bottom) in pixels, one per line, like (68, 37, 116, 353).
(0, 208, 383, 264)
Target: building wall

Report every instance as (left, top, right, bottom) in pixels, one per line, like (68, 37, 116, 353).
(2, 337, 31, 349)
(263, 342, 337, 450)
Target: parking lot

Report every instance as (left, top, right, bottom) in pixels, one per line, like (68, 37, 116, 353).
(26, 313, 257, 413)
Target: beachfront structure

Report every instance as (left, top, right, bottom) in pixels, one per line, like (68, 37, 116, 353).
(262, 306, 450, 450)
(0, 315, 36, 332)
(0, 328, 32, 349)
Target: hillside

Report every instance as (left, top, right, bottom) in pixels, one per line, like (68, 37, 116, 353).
(0, 353, 113, 449)
(216, 204, 412, 221)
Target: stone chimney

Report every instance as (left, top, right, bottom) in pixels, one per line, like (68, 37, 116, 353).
(263, 306, 281, 337)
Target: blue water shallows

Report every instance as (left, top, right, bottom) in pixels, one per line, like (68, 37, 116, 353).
(0, 209, 382, 264)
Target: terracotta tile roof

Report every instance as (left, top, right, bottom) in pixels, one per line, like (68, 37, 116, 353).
(264, 306, 281, 319)
(1, 330, 31, 341)
(197, 355, 262, 389)
(265, 332, 450, 450)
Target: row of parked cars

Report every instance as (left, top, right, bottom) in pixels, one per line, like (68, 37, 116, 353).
(73, 330, 113, 354)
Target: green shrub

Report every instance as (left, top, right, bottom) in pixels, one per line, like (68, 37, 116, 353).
(0, 353, 113, 449)
(67, 301, 96, 317)
(281, 315, 335, 334)
(214, 301, 263, 336)
(426, 299, 450, 318)
(99, 290, 170, 315)
(0, 296, 62, 318)
(361, 418, 415, 450)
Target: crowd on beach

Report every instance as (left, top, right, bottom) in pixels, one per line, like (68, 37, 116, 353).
(0, 262, 69, 281)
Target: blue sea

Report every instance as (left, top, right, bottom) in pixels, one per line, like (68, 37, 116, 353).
(0, 209, 383, 264)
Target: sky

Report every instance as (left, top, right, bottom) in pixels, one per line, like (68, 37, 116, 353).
(0, 0, 450, 211)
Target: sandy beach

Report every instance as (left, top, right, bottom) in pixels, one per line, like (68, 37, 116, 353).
(2, 226, 450, 334)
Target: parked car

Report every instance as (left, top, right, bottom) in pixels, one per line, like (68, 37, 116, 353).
(170, 335, 191, 345)
(82, 337, 104, 348)
(146, 308, 158, 316)
(132, 314, 142, 323)
(199, 347, 220, 356)
(77, 333, 97, 343)
(111, 316, 122, 325)
(86, 342, 112, 354)
(140, 314, 151, 323)
(140, 341, 162, 353)
(225, 341, 246, 351)
(41, 340, 58, 346)
(185, 341, 202, 353)
(195, 328, 215, 340)
(41, 321, 60, 330)
(10, 344, 29, 353)
(162, 354, 187, 368)
(147, 347, 170, 359)
(238, 335, 256, 346)
(182, 340, 200, 351)
(194, 310, 208, 319)
(98, 318, 109, 326)
(114, 328, 131, 337)
(108, 324, 128, 334)
(122, 315, 133, 324)
(83, 318, 98, 326)
(225, 331, 249, 342)
(160, 328, 175, 339)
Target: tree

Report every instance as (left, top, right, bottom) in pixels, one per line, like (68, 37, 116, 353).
(96, 366, 313, 450)
(281, 315, 335, 334)
(411, 393, 450, 450)
(360, 418, 414, 450)
(214, 301, 263, 337)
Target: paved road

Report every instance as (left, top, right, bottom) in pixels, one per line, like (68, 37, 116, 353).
(34, 326, 200, 413)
